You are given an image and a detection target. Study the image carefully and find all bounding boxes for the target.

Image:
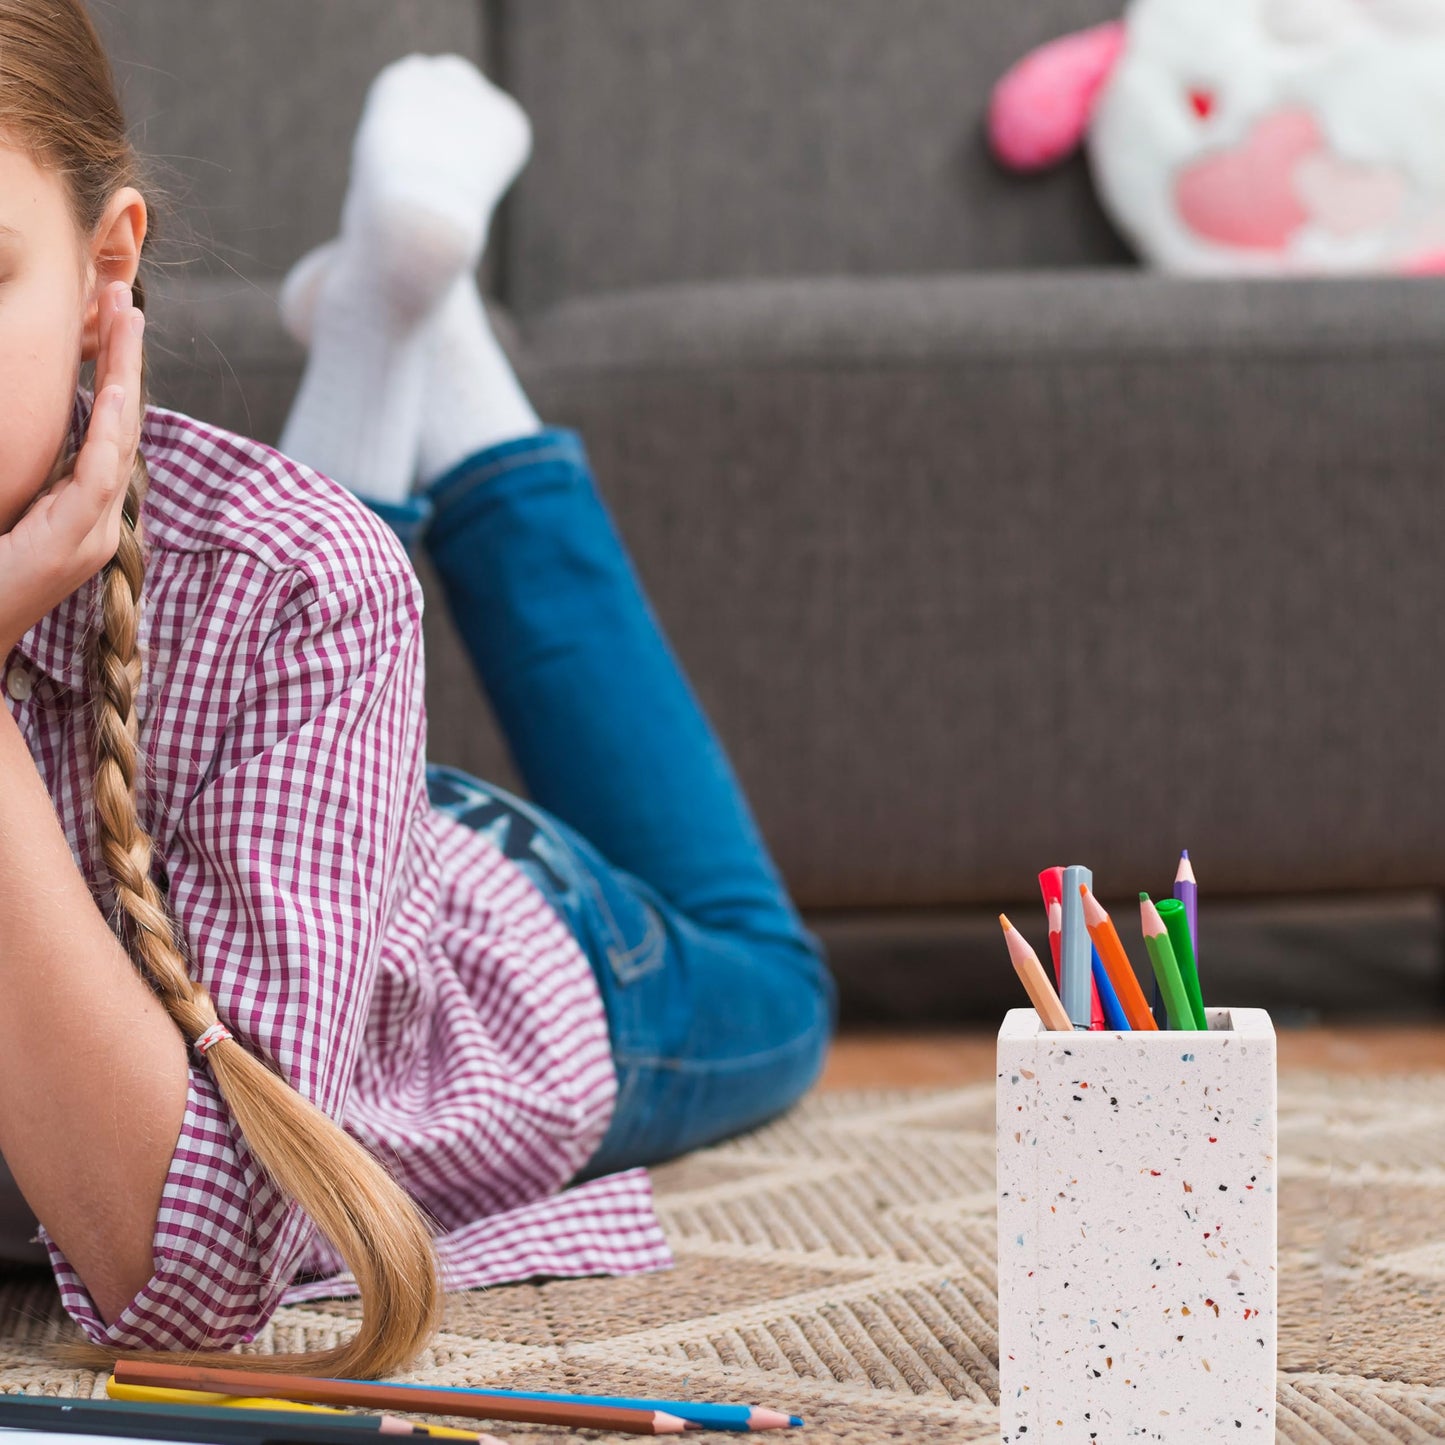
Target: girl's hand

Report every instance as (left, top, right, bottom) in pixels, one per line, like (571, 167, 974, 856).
(0, 280, 146, 660)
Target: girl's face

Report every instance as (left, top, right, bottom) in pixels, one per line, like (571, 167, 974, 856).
(0, 139, 146, 539)
(0, 142, 89, 537)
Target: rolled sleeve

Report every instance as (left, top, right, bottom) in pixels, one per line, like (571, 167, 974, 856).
(38, 566, 430, 1349)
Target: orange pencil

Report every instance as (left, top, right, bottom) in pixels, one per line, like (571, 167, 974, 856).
(1078, 884, 1157, 1031)
(999, 914, 1074, 1030)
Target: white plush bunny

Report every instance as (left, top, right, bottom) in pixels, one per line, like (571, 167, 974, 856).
(990, 0, 1445, 274)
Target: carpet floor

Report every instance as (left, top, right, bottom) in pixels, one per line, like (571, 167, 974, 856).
(1, 1074, 1444, 1441)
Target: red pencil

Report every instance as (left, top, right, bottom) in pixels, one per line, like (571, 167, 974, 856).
(111, 1362, 689, 1436)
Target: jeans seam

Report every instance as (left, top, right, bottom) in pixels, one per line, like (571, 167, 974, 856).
(610, 923, 665, 983)
(578, 869, 668, 984)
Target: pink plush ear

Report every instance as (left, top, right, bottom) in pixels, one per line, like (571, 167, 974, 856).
(988, 21, 1128, 172)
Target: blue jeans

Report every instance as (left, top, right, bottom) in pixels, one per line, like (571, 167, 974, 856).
(362, 428, 838, 1183)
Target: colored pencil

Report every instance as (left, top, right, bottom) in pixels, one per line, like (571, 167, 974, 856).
(1038, 867, 1105, 1028)
(1039, 866, 1065, 974)
(331, 1379, 798, 1432)
(1078, 883, 1157, 1030)
(0, 1394, 445, 1445)
(104, 1382, 488, 1442)
(111, 1361, 689, 1436)
(1090, 944, 1131, 1029)
(1156, 896, 1207, 1029)
(1000, 914, 1074, 1030)
(1175, 848, 1198, 970)
(1139, 894, 1198, 1029)
(1059, 865, 1094, 1029)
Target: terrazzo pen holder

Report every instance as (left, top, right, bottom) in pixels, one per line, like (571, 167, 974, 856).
(996, 1006, 1277, 1441)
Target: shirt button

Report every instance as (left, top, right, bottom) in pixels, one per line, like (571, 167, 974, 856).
(5, 666, 33, 702)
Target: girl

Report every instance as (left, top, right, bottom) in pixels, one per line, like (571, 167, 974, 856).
(0, 9, 836, 1379)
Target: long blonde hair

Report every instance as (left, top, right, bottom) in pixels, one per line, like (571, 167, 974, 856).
(2, 1, 446, 1377)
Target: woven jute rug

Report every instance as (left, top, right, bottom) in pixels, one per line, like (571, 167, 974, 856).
(2, 1075, 1444, 1442)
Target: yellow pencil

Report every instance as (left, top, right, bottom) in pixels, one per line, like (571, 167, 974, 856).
(105, 1380, 483, 1441)
(999, 914, 1074, 1030)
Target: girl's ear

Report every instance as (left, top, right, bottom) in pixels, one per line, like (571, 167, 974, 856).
(81, 186, 148, 362)
(988, 21, 1129, 172)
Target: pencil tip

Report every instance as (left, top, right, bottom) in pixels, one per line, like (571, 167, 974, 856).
(1182, 848, 1190, 858)
(1139, 891, 1150, 902)
(748, 1409, 795, 1429)
(789, 1418, 805, 1428)
(998, 912, 1012, 931)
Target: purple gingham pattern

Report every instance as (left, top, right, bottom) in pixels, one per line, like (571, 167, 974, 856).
(0, 389, 672, 1350)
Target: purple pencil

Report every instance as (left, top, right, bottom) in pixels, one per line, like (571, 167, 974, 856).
(1174, 849, 1198, 972)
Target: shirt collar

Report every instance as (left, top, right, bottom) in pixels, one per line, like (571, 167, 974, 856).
(14, 387, 104, 696)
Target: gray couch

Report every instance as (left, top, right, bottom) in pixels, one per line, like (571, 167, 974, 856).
(95, 0, 1445, 1022)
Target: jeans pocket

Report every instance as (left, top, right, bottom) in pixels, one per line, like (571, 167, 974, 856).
(577, 863, 669, 987)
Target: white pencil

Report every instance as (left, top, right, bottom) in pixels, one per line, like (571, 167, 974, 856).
(1000, 914, 1074, 1030)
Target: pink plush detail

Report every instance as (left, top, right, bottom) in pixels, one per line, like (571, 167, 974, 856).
(988, 22, 1128, 172)
(1174, 108, 1323, 251)
(1294, 152, 1406, 238)
(1401, 250, 1445, 275)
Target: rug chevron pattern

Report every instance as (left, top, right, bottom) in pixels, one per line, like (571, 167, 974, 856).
(2, 1076, 1444, 1442)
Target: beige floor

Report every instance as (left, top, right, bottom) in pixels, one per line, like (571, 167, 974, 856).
(819, 1023, 1445, 1088)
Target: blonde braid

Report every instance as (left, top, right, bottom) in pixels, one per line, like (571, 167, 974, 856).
(48, 329, 446, 1377)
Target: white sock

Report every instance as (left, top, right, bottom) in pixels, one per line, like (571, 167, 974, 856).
(277, 53, 532, 506)
(415, 269, 542, 488)
(277, 240, 338, 350)
(280, 242, 543, 491)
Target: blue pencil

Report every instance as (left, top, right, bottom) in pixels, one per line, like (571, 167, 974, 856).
(1059, 864, 1094, 1028)
(1090, 945, 1131, 1030)
(332, 1379, 799, 1432)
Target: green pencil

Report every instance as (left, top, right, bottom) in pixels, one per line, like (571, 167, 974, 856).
(1156, 896, 1207, 1029)
(1139, 893, 1198, 1030)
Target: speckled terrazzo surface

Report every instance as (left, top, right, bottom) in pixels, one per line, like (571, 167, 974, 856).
(998, 1008, 1278, 1438)
(1, 1078, 1444, 1442)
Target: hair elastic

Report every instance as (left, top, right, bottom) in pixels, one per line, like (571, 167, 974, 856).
(194, 1022, 233, 1057)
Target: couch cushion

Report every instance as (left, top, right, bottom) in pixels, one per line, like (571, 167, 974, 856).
(496, 0, 1130, 312)
(513, 271, 1445, 905)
